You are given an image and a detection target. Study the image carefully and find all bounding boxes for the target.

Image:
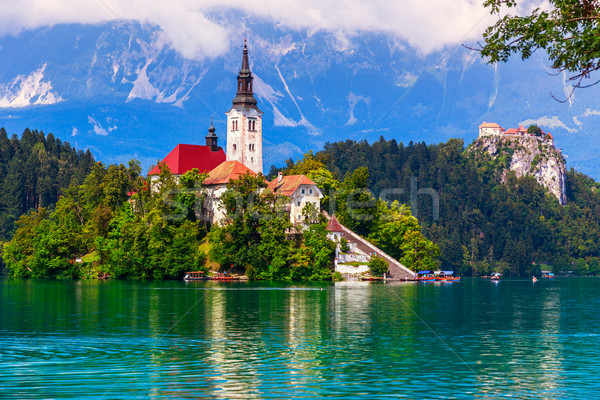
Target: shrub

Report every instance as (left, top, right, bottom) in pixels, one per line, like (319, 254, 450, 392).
(368, 255, 388, 277)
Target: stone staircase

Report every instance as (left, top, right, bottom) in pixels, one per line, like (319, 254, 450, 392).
(326, 214, 416, 280)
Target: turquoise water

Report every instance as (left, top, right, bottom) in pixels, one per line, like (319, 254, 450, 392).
(1, 278, 599, 398)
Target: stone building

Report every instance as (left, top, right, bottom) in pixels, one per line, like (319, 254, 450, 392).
(267, 172, 323, 225)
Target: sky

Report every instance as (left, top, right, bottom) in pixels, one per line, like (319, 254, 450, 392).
(0, 0, 538, 60)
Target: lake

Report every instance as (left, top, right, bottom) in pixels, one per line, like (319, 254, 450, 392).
(1, 278, 599, 398)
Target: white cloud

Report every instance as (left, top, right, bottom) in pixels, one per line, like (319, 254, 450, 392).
(519, 115, 577, 133)
(0, 0, 502, 59)
(72, 127, 78, 136)
(584, 108, 600, 117)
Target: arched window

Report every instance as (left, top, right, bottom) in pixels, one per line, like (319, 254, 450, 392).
(233, 144, 237, 151)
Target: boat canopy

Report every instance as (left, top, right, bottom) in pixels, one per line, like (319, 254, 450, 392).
(417, 270, 434, 275)
(435, 271, 454, 276)
(491, 272, 501, 276)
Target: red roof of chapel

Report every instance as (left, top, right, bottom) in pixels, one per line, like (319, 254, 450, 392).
(148, 144, 225, 176)
(203, 160, 256, 185)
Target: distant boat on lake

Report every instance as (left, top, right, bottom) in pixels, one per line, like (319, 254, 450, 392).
(542, 271, 555, 279)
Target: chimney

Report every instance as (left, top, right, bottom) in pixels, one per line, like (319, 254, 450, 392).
(277, 172, 283, 183)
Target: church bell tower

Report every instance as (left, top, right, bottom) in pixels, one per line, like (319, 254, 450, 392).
(226, 39, 263, 175)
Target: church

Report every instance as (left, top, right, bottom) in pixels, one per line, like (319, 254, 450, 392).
(149, 40, 323, 225)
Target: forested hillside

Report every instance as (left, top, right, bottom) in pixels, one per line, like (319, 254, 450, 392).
(0, 128, 96, 241)
(277, 137, 600, 276)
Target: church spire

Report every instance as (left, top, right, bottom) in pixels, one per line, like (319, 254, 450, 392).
(232, 39, 260, 111)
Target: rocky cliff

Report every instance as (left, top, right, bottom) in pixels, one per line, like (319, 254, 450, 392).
(469, 135, 567, 205)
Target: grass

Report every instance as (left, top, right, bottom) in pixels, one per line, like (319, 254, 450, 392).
(81, 251, 100, 263)
(199, 237, 221, 271)
(338, 261, 368, 267)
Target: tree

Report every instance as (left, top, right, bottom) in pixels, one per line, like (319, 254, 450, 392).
(527, 125, 543, 137)
(368, 255, 388, 277)
(479, 0, 600, 98)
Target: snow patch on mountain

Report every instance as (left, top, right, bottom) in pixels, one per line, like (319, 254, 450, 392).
(345, 92, 370, 126)
(254, 74, 283, 103)
(273, 106, 297, 127)
(274, 65, 319, 134)
(0, 64, 63, 108)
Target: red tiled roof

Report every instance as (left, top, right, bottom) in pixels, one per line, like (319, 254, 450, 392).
(148, 144, 225, 176)
(479, 122, 502, 129)
(267, 174, 318, 197)
(204, 161, 255, 185)
(547, 132, 554, 140)
(505, 128, 517, 134)
(326, 215, 343, 232)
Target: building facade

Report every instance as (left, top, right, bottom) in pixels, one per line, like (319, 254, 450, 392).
(225, 39, 264, 175)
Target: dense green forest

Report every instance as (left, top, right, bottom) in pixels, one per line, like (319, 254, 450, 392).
(2, 161, 207, 279)
(5, 128, 600, 279)
(0, 128, 96, 240)
(0, 128, 96, 273)
(273, 137, 600, 277)
(1, 132, 438, 280)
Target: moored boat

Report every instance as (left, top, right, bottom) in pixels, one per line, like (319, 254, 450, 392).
(184, 271, 210, 281)
(434, 270, 460, 281)
(541, 271, 555, 279)
(417, 271, 436, 281)
(490, 272, 501, 281)
(210, 273, 241, 281)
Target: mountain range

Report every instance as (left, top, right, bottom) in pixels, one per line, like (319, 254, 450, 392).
(1, 15, 599, 178)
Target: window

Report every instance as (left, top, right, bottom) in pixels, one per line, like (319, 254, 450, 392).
(297, 201, 301, 206)
(232, 120, 238, 131)
(249, 120, 256, 131)
(309, 189, 313, 195)
(297, 215, 302, 220)
(233, 144, 237, 151)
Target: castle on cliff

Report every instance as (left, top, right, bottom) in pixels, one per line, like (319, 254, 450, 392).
(479, 122, 554, 146)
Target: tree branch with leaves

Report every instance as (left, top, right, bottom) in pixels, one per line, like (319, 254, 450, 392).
(476, 0, 600, 100)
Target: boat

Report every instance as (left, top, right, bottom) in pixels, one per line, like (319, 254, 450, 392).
(210, 273, 241, 281)
(434, 270, 461, 281)
(541, 271, 555, 279)
(184, 271, 210, 281)
(416, 271, 436, 281)
(361, 276, 384, 281)
(490, 272, 501, 281)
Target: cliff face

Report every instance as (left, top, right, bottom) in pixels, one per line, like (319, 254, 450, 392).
(470, 135, 567, 205)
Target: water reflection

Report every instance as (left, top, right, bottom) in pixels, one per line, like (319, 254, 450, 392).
(2, 278, 600, 398)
